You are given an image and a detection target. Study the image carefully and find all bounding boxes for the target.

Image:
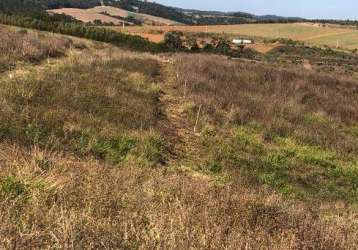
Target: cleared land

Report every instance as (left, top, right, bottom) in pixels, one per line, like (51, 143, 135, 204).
(48, 8, 128, 25)
(117, 23, 358, 50)
(48, 6, 180, 26)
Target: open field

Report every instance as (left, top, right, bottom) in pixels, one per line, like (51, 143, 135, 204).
(48, 6, 180, 26)
(48, 8, 128, 25)
(116, 23, 358, 50)
(0, 25, 357, 248)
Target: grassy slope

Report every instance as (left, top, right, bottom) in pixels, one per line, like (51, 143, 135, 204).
(0, 25, 357, 249)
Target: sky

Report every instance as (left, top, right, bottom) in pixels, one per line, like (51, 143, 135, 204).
(155, 0, 358, 20)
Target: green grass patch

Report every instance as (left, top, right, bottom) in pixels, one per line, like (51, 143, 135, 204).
(200, 125, 358, 202)
(0, 176, 29, 200)
(0, 55, 166, 166)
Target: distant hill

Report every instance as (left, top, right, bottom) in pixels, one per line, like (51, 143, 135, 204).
(1, 0, 356, 26)
(176, 8, 306, 24)
(104, 1, 306, 25)
(0, 0, 305, 25)
(48, 6, 181, 26)
(0, 0, 100, 12)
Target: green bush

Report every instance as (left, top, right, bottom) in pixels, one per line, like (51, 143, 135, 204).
(205, 160, 222, 173)
(140, 134, 166, 165)
(91, 135, 137, 164)
(0, 176, 28, 199)
(164, 31, 184, 51)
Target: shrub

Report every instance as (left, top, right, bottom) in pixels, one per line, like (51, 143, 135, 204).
(139, 134, 166, 166)
(0, 176, 28, 199)
(91, 135, 137, 164)
(205, 160, 222, 173)
(164, 31, 184, 51)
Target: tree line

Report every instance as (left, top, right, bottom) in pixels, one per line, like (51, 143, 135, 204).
(0, 12, 165, 53)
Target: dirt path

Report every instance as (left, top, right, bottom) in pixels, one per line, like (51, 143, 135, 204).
(303, 59, 313, 71)
(158, 58, 200, 166)
(0, 49, 199, 168)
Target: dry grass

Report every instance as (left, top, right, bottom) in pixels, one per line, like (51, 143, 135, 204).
(0, 145, 357, 249)
(48, 8, 126, 25)
(174, 54, 358, 201)
(175, 54, 358, 154)
(0, 25, 72, 72)
(0, 48, 165, 166)
(88, 6, 180, 25)
(118, 23, 358, 49)
(0, 27, 357, 249)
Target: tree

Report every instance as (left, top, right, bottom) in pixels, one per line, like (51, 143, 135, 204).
(215, 39, 231, 55)
(164, 31, 183, 51)
(187, 38, 199, 52)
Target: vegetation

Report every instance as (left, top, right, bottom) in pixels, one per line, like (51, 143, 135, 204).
(175, 54, 358, 201)
(0, 26, 72, 72)
(0, 12, 164, 53)
(0, 0, 100, 13)
(124, 23, 358, 51)
(0, 43, 164, 166)
(0, 0, 307, 25)
(0, 18, 357, 249)
(266, 44, 358, 75)
(2, 0, 358, 27)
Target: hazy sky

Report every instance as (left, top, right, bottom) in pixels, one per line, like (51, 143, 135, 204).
(155, 0, 358, 20)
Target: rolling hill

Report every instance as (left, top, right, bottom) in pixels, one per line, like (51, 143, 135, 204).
(48, 5, 181, 26)
(0, 0, 307, 25)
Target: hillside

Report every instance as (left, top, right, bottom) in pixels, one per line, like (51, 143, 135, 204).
(0, 24, 357, 248)
(48, 6, 181, 26)
(176, 7, 306, 25)
(0, 0, 307, 25)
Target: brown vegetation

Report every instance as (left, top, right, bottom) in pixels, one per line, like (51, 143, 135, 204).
(0, 25, 71, 72)
(175, 54, 358, 154)
(0, 26, 357, 249)
(1, 145, 356, 249)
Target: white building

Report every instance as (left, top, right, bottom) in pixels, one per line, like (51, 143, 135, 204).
(232, 38, 254, 45)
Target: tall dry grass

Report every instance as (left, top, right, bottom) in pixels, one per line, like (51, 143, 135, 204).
(0, 25, 71, 72)
(174, 54, 358, 202)
(0, 28, 357, 249)
(0, 145, 357, 249)
(175, 54, 358, 155)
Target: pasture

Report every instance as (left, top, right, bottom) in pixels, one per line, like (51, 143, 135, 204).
(116, 23, 358, 50)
